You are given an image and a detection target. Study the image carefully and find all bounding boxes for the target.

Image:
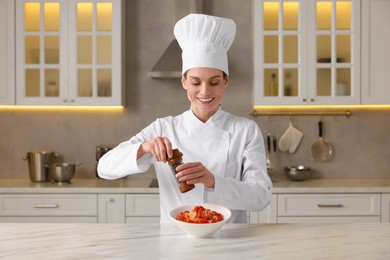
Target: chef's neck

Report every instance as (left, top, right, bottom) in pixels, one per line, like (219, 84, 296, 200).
(191, 106, 220, 123)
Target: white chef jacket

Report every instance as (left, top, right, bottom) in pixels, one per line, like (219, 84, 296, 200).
(98, 108, 272, 223)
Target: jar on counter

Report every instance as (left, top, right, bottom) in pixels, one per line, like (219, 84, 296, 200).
(167, 149, 195, 193)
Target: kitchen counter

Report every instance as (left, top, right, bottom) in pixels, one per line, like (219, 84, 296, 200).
(272, 178, 390, 193)
(1, 223, 389, 259)
(1, 178, 390, 193)
(0, 178, 159, 193)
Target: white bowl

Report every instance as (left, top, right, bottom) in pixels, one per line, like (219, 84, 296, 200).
(169, 204, 231, 238)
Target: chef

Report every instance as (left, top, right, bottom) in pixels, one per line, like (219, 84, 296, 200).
(98, 13, 272, 223)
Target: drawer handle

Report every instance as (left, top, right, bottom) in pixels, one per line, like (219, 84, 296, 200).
(317, 204, 343, 208)
(33, 204, 59, 208)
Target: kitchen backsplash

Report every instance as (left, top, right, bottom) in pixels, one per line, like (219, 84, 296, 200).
(1, 0, 389, 180)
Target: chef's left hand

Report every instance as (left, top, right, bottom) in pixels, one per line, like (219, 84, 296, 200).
(175, 162, 215, 189)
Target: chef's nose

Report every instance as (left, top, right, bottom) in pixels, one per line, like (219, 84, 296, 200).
(199, 83, 210, 94)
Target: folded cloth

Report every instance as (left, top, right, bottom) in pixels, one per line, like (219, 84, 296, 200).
(278, 124, 304, 153)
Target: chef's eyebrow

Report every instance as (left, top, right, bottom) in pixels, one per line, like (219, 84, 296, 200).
(189, 75, 222, 80)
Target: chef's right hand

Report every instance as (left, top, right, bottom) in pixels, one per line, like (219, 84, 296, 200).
(138, 137, 173, 162)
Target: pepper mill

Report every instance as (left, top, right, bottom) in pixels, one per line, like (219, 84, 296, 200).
(167, 149, 195, 193)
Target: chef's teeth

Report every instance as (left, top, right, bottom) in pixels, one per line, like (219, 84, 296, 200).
(199, 98, 213, 102)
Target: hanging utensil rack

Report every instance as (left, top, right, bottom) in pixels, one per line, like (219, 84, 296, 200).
(251, 109, 352, 118)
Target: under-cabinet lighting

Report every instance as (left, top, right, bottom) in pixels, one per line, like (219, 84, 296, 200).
(0, 106, 124, 112)
(253, 105, 390, 113)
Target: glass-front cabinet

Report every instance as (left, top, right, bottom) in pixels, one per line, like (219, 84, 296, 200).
(15, 0, 124, 106)
(0, 0, 15, 105)
(253, 0, 360, 106)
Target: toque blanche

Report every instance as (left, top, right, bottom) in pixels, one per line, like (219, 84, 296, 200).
(174, 13, 236, 75)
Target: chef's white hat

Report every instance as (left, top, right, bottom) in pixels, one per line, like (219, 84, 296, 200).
(174, 13, 236, 75)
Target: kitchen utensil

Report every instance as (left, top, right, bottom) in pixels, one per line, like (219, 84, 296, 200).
(48, 163, 80, 184)
(23, 151, 59, 182)
(284, 165, 311, 181)
(272, 135, 277, 152)
(96, 145, 115, 178)
(278, 123, 303, 153)
(288, 126, 304, 154)
(266, 133, 272, 169)
(169, 204, 231, 238)
(310, 120, 333, 161)
(278, 126, 292, 152)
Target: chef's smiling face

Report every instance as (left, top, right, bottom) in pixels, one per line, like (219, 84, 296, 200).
(182, 67, 229, 123)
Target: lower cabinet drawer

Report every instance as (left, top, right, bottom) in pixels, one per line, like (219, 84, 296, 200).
(0, 216, 97, 223)
(278, 216, 381, 223)
(278, 194, 381, 216)
(0, 194, 97, 216)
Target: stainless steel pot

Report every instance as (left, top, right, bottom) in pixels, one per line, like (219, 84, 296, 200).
(48, 163, 79, 184)
(23, 151, 59, 182)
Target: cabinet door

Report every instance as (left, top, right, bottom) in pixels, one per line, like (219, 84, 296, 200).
(68, 0, 123, 106)
(307, 0, 361, 105)
(253, 0, 360, 106)
(0, 0, 15, 105)
(253, 0, 307, 105)
(98, 194, 125, 223)
(382, 194, 390, 222)
(125, 194, 160, 223)
(16, 0, 68, 105)
(15, 0, 124, 106)
(361, 0, 390, 104)
(249, 194, 277, 223)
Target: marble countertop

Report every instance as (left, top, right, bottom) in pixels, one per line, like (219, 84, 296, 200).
(1, 223, 389, 259)
(1, 178, 390, 193)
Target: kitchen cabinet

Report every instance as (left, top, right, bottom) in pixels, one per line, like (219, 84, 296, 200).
(15, 0, 124, 106)
(249, 194, 277, 223)
(361, 0, 390, 104)
(253, 0, 361, 106)
(98, 194, 125, 223)
(0, 192, 161, 224)
(125, 194, 160, 223)
(250, 193, 384, 223)
(0, 194, 97, 223)
(0, 0, 15, 105)
(277, 193, 381, 223)
(382, 194, 390, 222)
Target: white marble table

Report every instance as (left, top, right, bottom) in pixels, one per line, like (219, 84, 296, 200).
(1, 223, 389, 259)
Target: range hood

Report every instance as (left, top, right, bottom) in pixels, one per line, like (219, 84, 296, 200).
(148, 0, 203, 78)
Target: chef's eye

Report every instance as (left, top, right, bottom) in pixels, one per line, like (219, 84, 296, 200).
(191, 81, 201, 86)
(210, 80, 219, 86)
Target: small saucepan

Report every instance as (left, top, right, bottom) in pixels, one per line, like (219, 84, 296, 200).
(47, 163, 81, 184)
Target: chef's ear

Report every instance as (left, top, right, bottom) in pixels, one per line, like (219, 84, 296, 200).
(223, 74, 229, 87)
(181, 73, 188, 90)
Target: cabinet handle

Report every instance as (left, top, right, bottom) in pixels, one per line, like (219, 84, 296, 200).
(33, 204, 59, 208)
(302, 98, 307, 102)
(108, 198, 115, 203)
(317, 204, 343, 208)
(70, 99, 75, 103)
(310, 98, 315, 102)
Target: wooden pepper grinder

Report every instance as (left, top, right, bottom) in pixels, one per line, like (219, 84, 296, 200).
(167, 149, 195, 193)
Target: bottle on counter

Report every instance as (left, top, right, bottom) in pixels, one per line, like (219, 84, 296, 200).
(167, 149, 195, 193)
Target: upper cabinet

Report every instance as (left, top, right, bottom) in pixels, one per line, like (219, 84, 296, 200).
(0, 0, 15, 105)
(253, 0, 361, 106)
(15, 0, 124, 106)
(361, 0, 390, 105)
